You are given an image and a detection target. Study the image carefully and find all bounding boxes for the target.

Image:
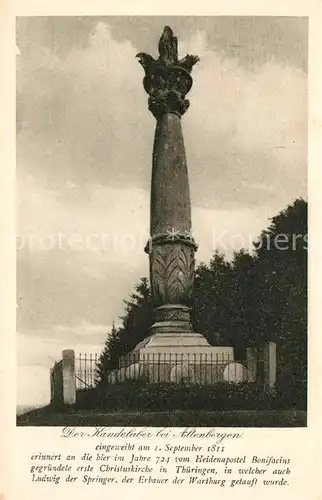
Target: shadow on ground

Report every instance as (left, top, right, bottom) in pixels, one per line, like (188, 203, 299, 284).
(17, 406, 307, 427)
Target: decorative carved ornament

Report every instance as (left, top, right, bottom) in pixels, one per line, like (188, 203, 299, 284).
(150, 242, 195, 307)
(136, 26, 200, 119)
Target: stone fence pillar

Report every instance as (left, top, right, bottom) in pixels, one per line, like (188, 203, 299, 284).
(62, 349, 76, 405)
(246, 347, 257, 382)
(245, 342, 276, 390)
(263, 342, 277, 390)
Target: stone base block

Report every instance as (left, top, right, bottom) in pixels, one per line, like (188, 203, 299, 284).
(107, 332, 235, 385)
(132, 332, 234, 357)
(130, 332, 234, 367)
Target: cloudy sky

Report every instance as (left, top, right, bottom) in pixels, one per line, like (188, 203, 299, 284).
(16, 16, 307, 405)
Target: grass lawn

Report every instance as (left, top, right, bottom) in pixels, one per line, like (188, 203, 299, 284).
(17, 405, 306, 427)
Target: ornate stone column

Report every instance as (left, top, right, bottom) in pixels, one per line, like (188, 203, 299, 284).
(117, 25, 235, 379)
(137, 26, 200, 337)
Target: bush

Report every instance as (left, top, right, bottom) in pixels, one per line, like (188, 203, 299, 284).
(275, 374, 307, 410)
(75, 381, 289, 412)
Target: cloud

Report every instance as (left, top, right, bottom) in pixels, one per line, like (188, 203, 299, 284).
(17, 246, 144, 332)
(17, 21, 307, 212)
(17, 174, 149, 259)
(17, 365, 51, 406)
(17, 174, 149, 331)
(193, 204, 271, 261)
(16, 17, 308, 71)
(17, 330, 107, 405)
(16, 172, 275, 335)
(16, 18, 307, 333)
(17, 328, 107, 365)
(17, 21, 152, 191)
(182, 33, 307, 210)
(52, 321, 111, 335)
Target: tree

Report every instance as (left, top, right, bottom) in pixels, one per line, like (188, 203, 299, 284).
(97, 199, 307, 395)
(96, 321, 121, 381)
(254, 199, 307, 387)
(96, 278, 152, 382)
(193, 252, 234, 346)
(229, 249, 259, 358)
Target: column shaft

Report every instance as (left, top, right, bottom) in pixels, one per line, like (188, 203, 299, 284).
(147, 113, 197, 334)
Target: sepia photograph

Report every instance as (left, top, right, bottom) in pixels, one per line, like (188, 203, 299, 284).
(16, 15, 308, 427)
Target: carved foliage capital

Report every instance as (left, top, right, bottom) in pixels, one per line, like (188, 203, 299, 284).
(136, 26, 199, 119)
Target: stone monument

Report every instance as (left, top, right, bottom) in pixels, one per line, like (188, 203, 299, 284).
(110, 27, 234, 384)
(132, 27, 234, 362)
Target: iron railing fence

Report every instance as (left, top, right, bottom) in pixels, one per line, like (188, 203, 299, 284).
(75, 353, 99, 390)
(110, 351, 257, 385)
(75, 351, 261, 387)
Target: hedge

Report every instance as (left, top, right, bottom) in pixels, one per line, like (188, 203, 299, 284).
(75, 380, 306, 412)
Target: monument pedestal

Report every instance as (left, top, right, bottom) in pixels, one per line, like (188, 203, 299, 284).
(133, 332, 233, 357)
(109, 333, 234, 385)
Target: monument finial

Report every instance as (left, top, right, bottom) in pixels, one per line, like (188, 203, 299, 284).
(136, 26, 200, 118)
(158, 26, 178, 65)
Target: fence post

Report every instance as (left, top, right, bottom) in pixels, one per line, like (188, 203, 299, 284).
(62, 349, 76, 405)
(263, 342, 277, 391)
(50, 367, 54, 402)
(246, 347, 257, 382)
